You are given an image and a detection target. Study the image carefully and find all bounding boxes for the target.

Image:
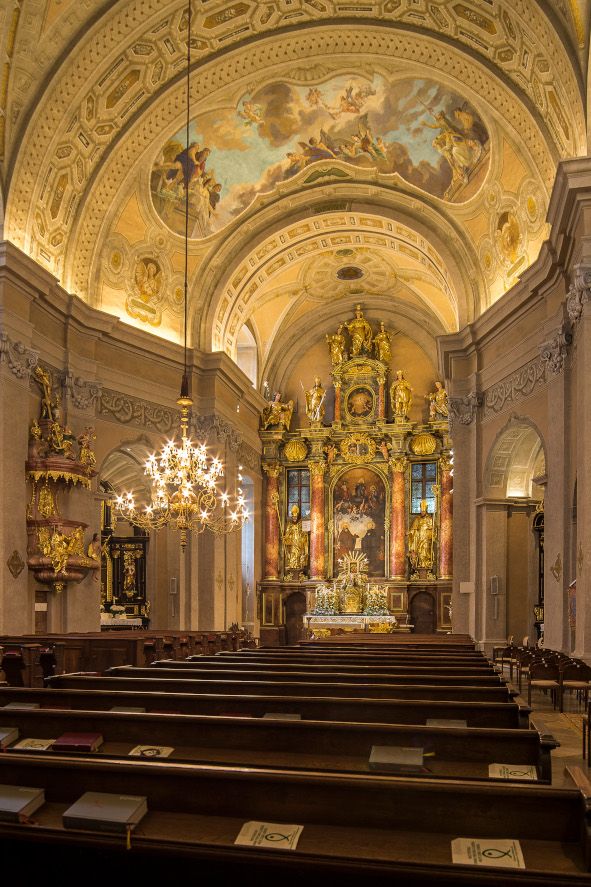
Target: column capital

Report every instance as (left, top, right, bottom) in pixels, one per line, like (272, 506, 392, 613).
(448, 392, 482, 430)
(389, 455, 408, 473)
(539, 324, 572, 375)
(566, 264, 591, 326)
(308, 460, 326, 478)
(0, 332, 38, 382)
(262, 461, 281, 478)
(439, 452, 453, 473)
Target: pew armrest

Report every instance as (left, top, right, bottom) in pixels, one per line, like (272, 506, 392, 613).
(529, 715, 560, 748)
(566, 765, 591, 801)
(512, 694, 532, 728)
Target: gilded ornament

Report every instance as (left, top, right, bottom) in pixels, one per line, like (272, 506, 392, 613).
(390, 370, 413, 420)
(305, 377, 325, 425)
(7, 550, 25, 579)
(326, 325, 347, 366)
(345, 304, 373, 356)
(261, 393, 294, 432)
(390, 455, 407, 473)
(308, 460, 326, 478)
(77, 426, 97, 474)
(373, 322, 392, 363)
(38, 483, 58, 517)
(283, 439, 308, 462)
(408, 500, 435, 573)
(340, 433, 376, 464)
(37, 526, 86, 576)
(282, 504, 309, 578)
(262, 462, 281, 478)
(410, 433, 437, 456)
(426, 381, 449, 420)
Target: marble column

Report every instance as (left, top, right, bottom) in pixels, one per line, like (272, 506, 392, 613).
(262, 462, 281, 580)
(439, 452, 453, 579)
(309, 460, 326, 579)
(389, 456, 407, 578)
(334, 384, 341, 422)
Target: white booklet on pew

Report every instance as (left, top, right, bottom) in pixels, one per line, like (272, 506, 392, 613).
(488, 763, 537, 780)
(451, 837, 525, 868)
(235, 821, 303, 850)
(12, 738, 55, 751)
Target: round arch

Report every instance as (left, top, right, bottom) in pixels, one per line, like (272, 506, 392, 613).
(484, 415, 547, 499)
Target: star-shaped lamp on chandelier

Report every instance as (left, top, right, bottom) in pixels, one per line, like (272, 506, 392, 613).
(113, 2, 248, 551)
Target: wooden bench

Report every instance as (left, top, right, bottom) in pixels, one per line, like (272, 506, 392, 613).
(0, 753, 588, 884)
(152, 660, 505, 686)
(97, 669, 516, 704)
(0, 705, 557, 783)
(33, 681, 530, 727)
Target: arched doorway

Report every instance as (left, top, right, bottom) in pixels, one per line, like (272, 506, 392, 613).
(284, 592, 307, 645)
(410, 591, 436, 634)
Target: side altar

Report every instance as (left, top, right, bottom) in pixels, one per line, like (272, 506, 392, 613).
(257, 306, 452, 645)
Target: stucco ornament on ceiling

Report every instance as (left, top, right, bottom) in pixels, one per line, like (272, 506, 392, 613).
(150, 74, 489, 239)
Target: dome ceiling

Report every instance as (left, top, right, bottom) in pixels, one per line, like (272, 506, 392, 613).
(0, 0, 588, 366)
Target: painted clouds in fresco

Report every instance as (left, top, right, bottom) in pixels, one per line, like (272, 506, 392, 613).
(150, 74, 489, 238)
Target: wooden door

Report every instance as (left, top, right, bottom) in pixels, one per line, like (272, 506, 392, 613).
(410, 591, 436, 634)
(285, 592, 307, 645)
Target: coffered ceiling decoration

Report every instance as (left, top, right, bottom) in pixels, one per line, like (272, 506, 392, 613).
(0, 0, 588, 370)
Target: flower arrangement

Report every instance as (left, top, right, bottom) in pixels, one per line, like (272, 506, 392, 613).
(313, 583, 340, 615)
(363, 585, 389, 616)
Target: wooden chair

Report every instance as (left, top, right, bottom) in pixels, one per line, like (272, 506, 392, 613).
(560, 660, 591, 713)
(527, 659, 560, 708)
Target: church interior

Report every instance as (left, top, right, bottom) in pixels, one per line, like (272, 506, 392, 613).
(1, 0, 591, 880)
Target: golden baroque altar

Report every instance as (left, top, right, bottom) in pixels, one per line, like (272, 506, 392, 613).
(258, 306, 452, 645)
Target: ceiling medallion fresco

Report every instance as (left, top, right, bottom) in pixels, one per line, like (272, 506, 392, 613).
(150, 74, 490, 239)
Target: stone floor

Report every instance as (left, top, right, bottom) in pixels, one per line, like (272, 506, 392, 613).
(504, 670, 587, 788)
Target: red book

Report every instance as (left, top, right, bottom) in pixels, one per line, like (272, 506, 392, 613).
(52, 732, 103, 752)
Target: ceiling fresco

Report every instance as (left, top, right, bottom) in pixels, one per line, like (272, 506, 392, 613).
(150, 74, 489, 239)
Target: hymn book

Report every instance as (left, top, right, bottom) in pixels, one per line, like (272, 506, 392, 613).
(63, 792, 148, 833)
(0, 785, 45, 821)
(0, 727, 18, 749)
(52, 732, 103, 752)
(369, 745, 424, 774)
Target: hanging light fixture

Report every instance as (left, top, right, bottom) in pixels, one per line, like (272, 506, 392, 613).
(114, 1, 248, 551)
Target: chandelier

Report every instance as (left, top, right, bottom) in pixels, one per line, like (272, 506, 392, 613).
(114, 2, 248, 550)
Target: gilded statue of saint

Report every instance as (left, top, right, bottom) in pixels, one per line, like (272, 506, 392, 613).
(283, 504, 309, 574)
(426, 381, 449, 420)
(261, 393, 294, 431)
(390, 370, 413, 420)
(408, 500, 434, 571)
(373, 322, 392, 363)
(305, 377, 325, 425)
(346, 304, 373, 356)
(34, 366, 55, 421)
(326, 325, 347, 366)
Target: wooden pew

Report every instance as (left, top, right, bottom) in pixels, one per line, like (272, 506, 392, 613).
(95, 669, 516, 704)
(152, 661, 505, 686)
(210, 654, 495, 668)
(0, 753, 588, 884)
(1, 685, 530, 728)
(0, 705, 557, 783)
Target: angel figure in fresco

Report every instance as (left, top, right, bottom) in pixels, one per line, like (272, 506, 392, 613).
(420, 105, 482, 191)
(159, 142, 212, 192)
(297, 135, 337, 163)
(238, 100, 263, 126)
(134, 260, 162, 304)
